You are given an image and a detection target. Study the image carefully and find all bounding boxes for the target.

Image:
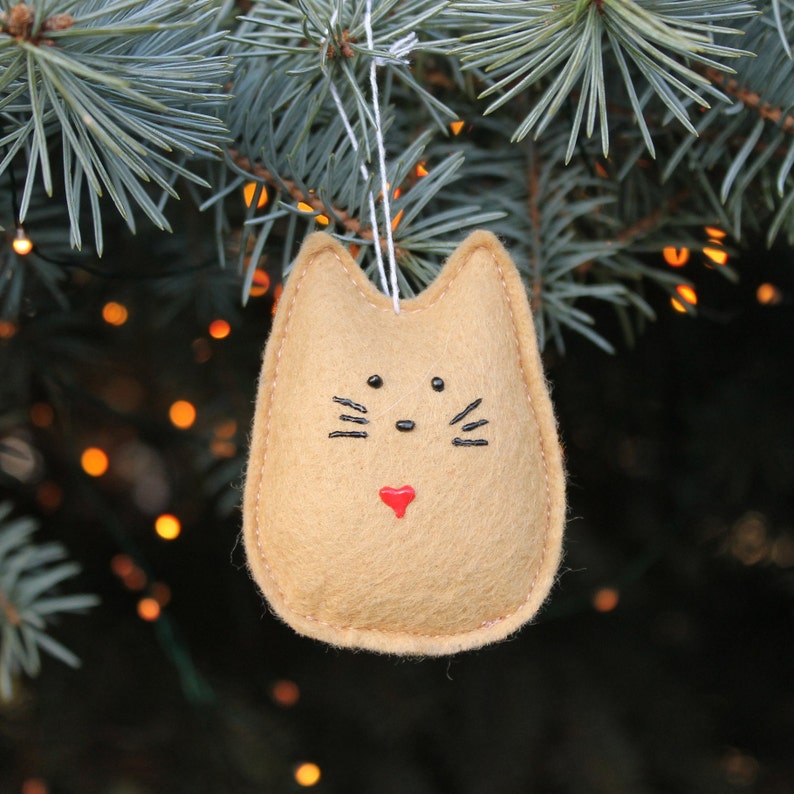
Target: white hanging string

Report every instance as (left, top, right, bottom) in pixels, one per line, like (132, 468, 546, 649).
(323, 2, 414, 315)
(365, 0, 401, 315)
(327, 82, 391, 300)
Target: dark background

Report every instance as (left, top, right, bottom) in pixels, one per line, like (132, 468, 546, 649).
(1, 235, 792, 793)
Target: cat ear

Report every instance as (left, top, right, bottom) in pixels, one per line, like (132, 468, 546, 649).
(406, 231, 538, 331)
(277, 231, 395, 320)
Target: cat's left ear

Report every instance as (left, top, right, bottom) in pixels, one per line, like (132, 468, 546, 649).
(408, 230, 545, 366)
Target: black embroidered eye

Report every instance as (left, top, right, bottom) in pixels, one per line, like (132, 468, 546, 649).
(431, 377, 444, 392)
(367, 374, 383, 388)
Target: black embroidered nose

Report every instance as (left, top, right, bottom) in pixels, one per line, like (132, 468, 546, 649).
(395, 419, 415, 432)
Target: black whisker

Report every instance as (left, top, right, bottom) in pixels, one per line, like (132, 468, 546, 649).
(333, 396, 367, 413)
(453, 437, 488, 446)
(329, 431, 368, 439)
(450, 398, 482, 425)
(462, 419, 489, 432)
(340, 414, 369, 424)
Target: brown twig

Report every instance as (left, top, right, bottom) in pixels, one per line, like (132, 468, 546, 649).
(226, 147, 376, 242)
(704, 68, 794, 134)
(0, 588, 21, 627)
(616, 189, 690, 244)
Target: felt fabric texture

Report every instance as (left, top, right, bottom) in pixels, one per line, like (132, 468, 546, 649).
(243, 231, 566, 655)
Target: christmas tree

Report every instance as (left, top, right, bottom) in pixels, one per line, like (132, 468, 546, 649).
(1, 1, 792, 791)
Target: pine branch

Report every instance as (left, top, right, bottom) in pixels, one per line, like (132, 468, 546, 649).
(446, 0, 756, 159)
(0, 0, 232, 253)
(704, 68, 794, 134)
(0, 501, 98, 700)
(226, 146, 375, 242)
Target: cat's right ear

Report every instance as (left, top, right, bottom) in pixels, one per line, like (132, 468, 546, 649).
(277, 232, 395, 323)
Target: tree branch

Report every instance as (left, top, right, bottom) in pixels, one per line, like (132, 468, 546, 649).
(226, 147, 376, 242)
(704, 68, 794, 134)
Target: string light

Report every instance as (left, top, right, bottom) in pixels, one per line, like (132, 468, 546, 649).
(243, 181, 269, 208)
(150, 582, 171, 606)
(111, 554, 147, 591)
(662, 246, 689, 267)
(154, 513, 181, 540)
(703, 246, 728, 266)
(0, 320, 18, 339)
(208, 319, 231, 339)
(704, 226, 727, 239)
(297, 200, 330, 226)
(211, 418, 237, 458)
(169, 400, 196, 429)
(249, 268, 271, 297)
(756, 283, 782, 305)
(670, 298, 687, 313)
(102, 301, 129, 326)
(271, 679, 301, 707)
(593, 587, 619, 612)
(415, 161, 429, 177)
(214, 419, 237, 440)
(294, 763, 322, 787)
(21, 779, 49, 794)
(111, 553, 136, 579)
(12, 227, 33, 256)
(210, 439, 236, 458)
(81, 447, 109, 477)
(449, 120, 465, 135)
(137, 597, 161, 622)
(671, 284, 697, 313)
(675, 284, 697, 305)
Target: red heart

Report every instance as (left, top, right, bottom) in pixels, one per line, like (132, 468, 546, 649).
(379, 485, 415, 518)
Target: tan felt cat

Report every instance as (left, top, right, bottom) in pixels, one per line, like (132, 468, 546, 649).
(243, 230, 566, 655)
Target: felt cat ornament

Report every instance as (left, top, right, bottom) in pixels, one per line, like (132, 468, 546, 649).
(243, 230, 566, 655)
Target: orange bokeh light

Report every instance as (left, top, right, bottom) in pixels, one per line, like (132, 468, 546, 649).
(670, 298, 688, 313)
(81, 447, 109, 477)
(214, 419, 237, 440)
(449, 120, 465, 135)
(703, 246, 728, 266)
(271, 679, 301, 707)
(137, 597, 161, 622)
(243, 181, 268, 208)
(593, 587, 620, 612)
(111, 553, 135, 578)
(294, 762, 321, 787)
(662, 246, 689, 267)
(208, 319, 231, 339)
(756, 283, 782, 305)
(169, 400, 196, 429)
(150, 582, 172, 606)
(102, 301, 129, 326)
(676, 284, 698, 305)
(155, 513, 181, 540)
(0, 320, 18, 339)
(704, 226, 727, 239)
(249, 268, 271, 298)
(12, 229, 33, 256)
(21, 778, 49, 794)
(416, 161, 429, 177)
